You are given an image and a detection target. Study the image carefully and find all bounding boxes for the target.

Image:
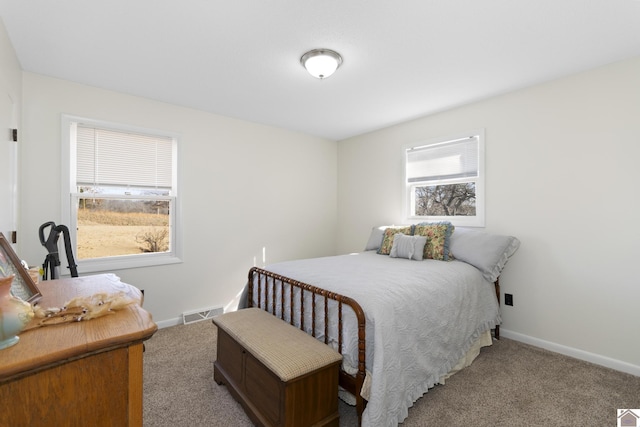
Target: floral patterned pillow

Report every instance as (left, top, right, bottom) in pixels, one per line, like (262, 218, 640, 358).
(377, 226, 414, 255)
(413, 222, 455, 261)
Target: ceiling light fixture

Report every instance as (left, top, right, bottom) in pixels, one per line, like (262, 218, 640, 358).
(300, 49, 343, 79)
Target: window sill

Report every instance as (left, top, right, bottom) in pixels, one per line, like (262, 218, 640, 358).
(71, 253, 183, 275)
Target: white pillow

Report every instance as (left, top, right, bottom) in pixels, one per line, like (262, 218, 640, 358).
(364, 226, 387, 251)
(449, 228, 520, 282)
(389, 233, 428, 261)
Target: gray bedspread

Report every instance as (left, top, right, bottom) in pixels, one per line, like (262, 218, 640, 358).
(255, 251, 501, 427)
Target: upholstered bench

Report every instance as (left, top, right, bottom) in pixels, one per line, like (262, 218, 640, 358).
(213, 308, 342, 427)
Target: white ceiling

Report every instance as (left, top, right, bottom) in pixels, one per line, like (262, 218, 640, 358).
(1, 1, 640, 140)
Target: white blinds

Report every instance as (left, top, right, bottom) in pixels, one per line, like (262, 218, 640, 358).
(76, 126, 173, 189)
(406, 136, 478, 183)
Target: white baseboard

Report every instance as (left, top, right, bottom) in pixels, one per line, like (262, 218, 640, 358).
(156, 317, 183, 329)
(500, 328, 640, 377)
(156, 310, 225, 329)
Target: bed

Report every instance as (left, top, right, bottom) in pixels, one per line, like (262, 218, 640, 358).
(244, 225, 520, 427)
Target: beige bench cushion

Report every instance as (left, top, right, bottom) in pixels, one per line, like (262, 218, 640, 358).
(213, 308, 342, 382)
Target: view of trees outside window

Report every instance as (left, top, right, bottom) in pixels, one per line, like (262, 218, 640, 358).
(413, 182, 476, 217)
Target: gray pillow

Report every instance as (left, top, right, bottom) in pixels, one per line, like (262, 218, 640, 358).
(449, 228, 520, 282)
(389, 233, 428, 261)
(364, 226, 386, 251)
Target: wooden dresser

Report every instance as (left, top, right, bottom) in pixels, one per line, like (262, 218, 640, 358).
(0, 273, 157, 427)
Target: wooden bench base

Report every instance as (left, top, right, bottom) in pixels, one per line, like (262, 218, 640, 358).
(213, 309, 341, 427)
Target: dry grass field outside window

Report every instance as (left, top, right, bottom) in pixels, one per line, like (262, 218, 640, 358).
(77, 210, 169, 259)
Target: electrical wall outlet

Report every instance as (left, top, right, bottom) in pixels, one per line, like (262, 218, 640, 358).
(504, 293, 513, 306)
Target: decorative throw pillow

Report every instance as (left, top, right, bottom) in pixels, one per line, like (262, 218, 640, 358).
(389, 233, 428, 261)
(377, 226, 414, 255)
(413, 222, 455, 261)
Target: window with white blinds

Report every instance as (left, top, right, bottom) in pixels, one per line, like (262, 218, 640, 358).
(406, 136, 479, 183)
(76, 126, 174, 190)
(404, 131, 485, 227)
(62, 115, 181, 273)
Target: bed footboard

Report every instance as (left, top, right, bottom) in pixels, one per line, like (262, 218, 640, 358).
(248, 267, 367, 425)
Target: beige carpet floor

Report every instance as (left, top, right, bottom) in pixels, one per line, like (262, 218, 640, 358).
(143, 320, 640, 426)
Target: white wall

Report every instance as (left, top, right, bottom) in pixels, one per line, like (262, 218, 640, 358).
(337, 57, 640, 373)
(19, 73, 337, 325)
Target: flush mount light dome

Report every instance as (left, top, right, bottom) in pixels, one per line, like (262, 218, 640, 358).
(300, 48, 343, 79)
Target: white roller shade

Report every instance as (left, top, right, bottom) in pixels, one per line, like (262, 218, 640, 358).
(406, 136, 479, 183)
(76, 126, 173, 189)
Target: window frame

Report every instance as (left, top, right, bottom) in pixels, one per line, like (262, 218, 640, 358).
(61, 115, 182, 274)
(403, 129, 485, 227)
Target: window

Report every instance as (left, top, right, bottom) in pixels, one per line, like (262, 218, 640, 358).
(404, 130, 485, 227)
(62, 115, 181, 273)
